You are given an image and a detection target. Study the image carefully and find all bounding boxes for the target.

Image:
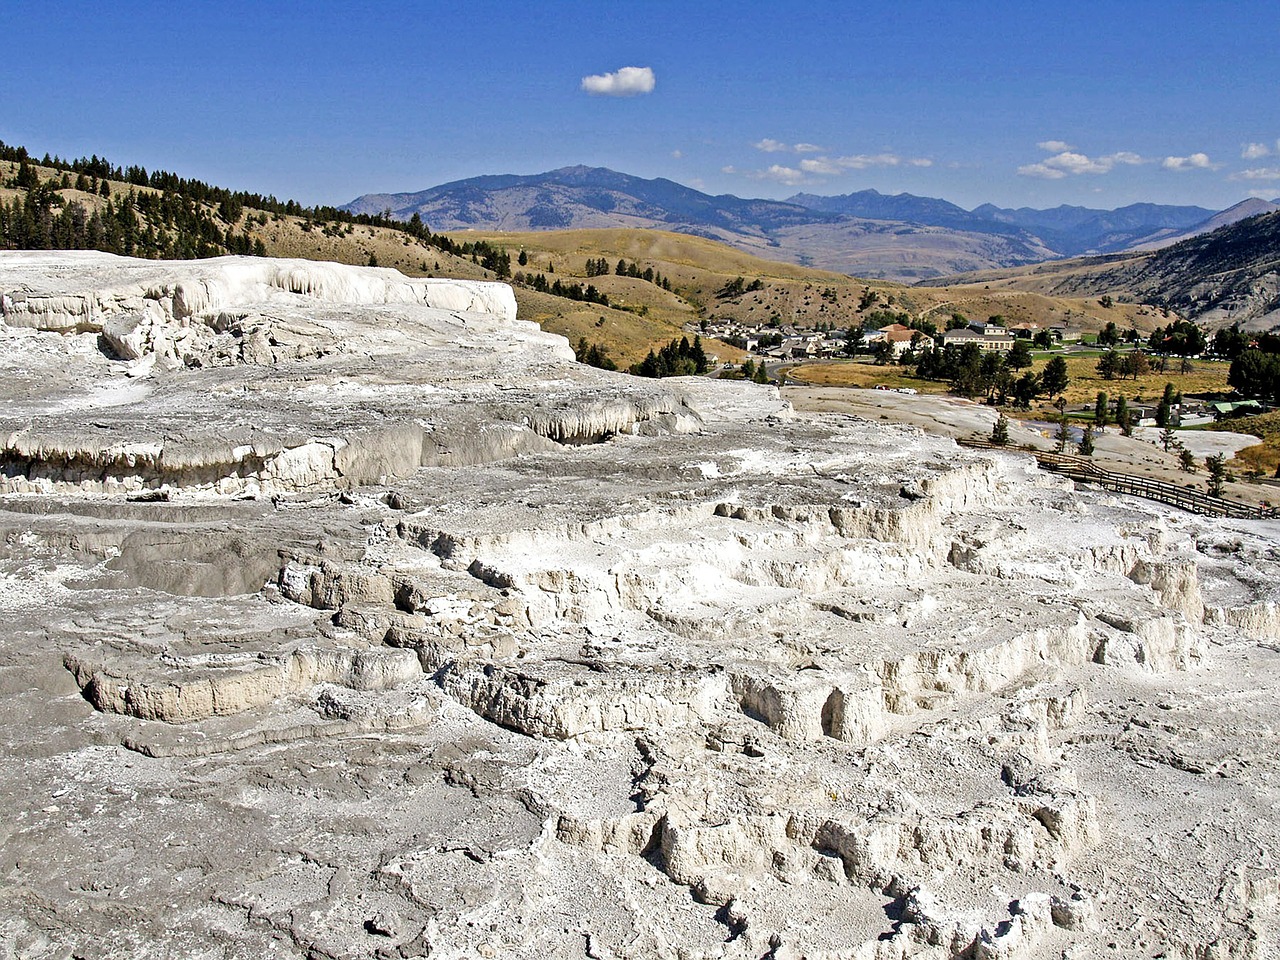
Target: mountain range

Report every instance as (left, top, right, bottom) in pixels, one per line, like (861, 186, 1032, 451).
(344, 166, 1276, 281)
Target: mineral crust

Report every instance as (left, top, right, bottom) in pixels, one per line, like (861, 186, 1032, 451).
(0, 252, 1277, 959)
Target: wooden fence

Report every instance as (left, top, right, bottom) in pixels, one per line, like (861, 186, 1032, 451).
(958, 437, 1279, 520)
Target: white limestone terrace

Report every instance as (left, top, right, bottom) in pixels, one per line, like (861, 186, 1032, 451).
(0, 252, 693, 494)
(0, 253, 1277, 960)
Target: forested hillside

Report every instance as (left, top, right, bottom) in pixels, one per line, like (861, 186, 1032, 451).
(0, 140, 466, 262)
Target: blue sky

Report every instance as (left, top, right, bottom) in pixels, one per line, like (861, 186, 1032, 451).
(3, 1, 1277, 212)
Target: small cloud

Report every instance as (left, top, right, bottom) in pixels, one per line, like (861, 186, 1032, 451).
(831, 153, 902, 169)
(733, 150, 929, 183)
(671, 149, 683, 159)
(756, 164, 807, 185)
(1242, 142, 1271, 160)
(1037, 140, 1074, 152)
(754, 138, 789, 153)
(1017, 162, 1067, 180)
(1018, 148, 1146, 178)
(580, 66, 655, 97)
(1110, 151, 1144, 166)
(1229, 167, 1280, 181)
(730, 164, 808, 185)
(753, 139, 825, 154)
(1162, 152, 1216, 171)
(1052, 151, 1115, 174)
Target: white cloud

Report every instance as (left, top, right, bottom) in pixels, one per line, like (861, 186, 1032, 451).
(832, 153, 902, 169)
(580, 66, 655, 97)
(1242, 142, 1271, 160)
(1017, 162, 1067, 180)
(1018, 149, 1146, 178)
(1162, 152, 1216, 171)
(670, 149, 683, 159)
(756, 164, 807, 185)
(799, 158, 841, 175)
(731, 149, 932, 183)
(1052, 151, 1113, 174)
(1229, 167, 1280, 181)
(753, 139, 825, 154)
(1037, 140, 1074, 153)
(754, 138, 789, 153)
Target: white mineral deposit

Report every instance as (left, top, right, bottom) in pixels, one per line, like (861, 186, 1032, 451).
(1, 253, 1277, 959)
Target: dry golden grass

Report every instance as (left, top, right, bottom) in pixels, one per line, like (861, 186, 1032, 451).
(1208, 410, 1280, 477)
(1045, 354, 1231, 406)
(788, 360, 951, 393)
(785, 351, 1233, 417)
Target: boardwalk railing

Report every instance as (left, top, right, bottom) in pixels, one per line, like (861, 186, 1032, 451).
(959, 437, 1279, 520)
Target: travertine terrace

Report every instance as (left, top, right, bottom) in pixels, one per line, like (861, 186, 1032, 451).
(1, 252, 1277, 959)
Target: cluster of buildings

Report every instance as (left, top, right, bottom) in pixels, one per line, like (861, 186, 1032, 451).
(857, 319, 1086, 360)
(701, 316, 1087, 363)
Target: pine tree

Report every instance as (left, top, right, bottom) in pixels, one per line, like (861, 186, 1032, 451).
(1042, 356, 1070, 398)
(990, 413, 1010, 446)
(1077, 425, 1095, 457)
(1206, 454, 1227, 497)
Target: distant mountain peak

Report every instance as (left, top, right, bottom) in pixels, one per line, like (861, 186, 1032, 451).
(340, 167, 1228, 282)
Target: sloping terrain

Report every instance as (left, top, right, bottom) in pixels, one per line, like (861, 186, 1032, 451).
(1, 253, 1278, 959)
(1128, 197, 1280, 251)
(466, 227, 1159, 340)
(932, 211, 1280, 331)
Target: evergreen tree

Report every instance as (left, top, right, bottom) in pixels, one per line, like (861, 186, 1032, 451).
(1042, 356, 1070, 398)
(1054, 400, 1070, 453)
(1077, 425, 1095, 457)
(1115, 396, 1133, 436)
(1206, 453, 1227, 497)
(1008, 339, 1033, 370)
(1094, 391, 1109, 430)
(990, 413, 1010, 446)
(1096, 350, 1122, 380)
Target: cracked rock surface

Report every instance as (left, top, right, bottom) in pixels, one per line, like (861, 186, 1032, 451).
(1, 252, 1278, 959)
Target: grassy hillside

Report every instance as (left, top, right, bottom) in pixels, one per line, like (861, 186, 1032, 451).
(1, 149, 1166, 369)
